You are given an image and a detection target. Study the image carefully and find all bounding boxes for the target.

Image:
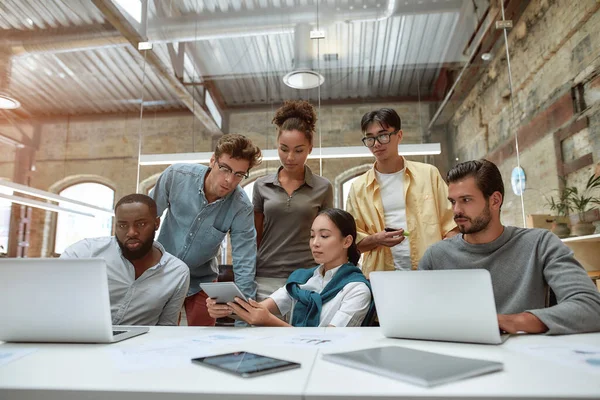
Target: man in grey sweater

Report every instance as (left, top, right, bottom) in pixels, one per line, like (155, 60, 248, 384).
(419, 159, 600, 335)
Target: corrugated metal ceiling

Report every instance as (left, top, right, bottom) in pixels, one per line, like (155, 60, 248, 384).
(0, 0, 105, 30)
(1, 0, 478, 117)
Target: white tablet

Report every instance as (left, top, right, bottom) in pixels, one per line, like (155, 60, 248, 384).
(200, 282, 249, 304)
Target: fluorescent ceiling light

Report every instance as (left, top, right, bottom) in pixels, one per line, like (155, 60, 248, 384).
(283, 70, 325, 89)
(139, 143, 441, 166)
(0, 181, 114, 217)
(0, 193, 95, 217)
(0, 134, 25, 148)
(0, 94, 21, 110)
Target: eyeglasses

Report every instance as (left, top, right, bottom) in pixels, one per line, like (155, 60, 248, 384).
(216, 161, 249, 180)
(361, 130, 399, 148)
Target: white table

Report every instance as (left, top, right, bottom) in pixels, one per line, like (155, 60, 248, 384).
(1, 326, 599, 399)
(308, 327, 600, 399)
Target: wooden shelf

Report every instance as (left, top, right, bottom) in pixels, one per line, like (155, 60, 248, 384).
(588, 270, 600, 279)
(561, 234, 600, 273)
(562, 233, 600, 243)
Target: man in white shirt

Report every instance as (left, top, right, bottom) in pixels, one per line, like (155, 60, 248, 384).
(61, 194, 190, 326)
(346, 108, 458, 273)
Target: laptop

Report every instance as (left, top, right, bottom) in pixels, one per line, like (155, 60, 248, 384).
(323, 346, 503, 387)
(370, 269, 508, 344)
(0, 258, 148, 343)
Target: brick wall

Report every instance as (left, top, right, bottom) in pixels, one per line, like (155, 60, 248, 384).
(1, 101, 439, 257)
(452, 0, 600, 226)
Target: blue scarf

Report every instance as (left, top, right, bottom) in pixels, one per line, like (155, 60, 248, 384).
(285, 263, 371, 327)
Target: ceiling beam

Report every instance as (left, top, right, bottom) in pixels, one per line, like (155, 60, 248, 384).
(0, 110, 34, 147)
(91, 0, 222, 136)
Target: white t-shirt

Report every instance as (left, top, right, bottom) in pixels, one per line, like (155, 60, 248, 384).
(375, 168, 411, 270)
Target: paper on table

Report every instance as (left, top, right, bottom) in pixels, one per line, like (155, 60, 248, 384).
(0, 348, 37, 367)
(111, 333, 266, 372)
(507, 342, 600, 374)
(264, 333, 361, 348)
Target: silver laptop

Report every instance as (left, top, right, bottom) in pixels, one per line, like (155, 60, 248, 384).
(370, 269, 508, 345)
(0, 258, 148, 343)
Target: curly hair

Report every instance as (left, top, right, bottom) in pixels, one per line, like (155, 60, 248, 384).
(272, 100, 317, 145)
(214, 133, 262, 170)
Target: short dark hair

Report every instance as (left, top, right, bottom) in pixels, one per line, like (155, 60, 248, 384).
(114, 193, 158, 217)
(447, 159, 504, 207)
(317, 208, 361, 266)
(360, 108, 402, 133)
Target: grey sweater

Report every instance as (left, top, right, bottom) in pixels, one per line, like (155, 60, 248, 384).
(418, 226, 600, 335)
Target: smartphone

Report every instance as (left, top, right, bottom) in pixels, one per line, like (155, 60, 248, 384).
(199, 282, 248, 304)
(192, 351, 301, 378)
(385, 227, 410, 237)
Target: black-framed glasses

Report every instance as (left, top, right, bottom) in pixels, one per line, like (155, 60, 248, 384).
(216, 161, 249, 180)
(361, 130, 399, 148)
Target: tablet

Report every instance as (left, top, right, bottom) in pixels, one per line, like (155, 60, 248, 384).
(192, 351, 301, 377)
(199, 282, 249, 304)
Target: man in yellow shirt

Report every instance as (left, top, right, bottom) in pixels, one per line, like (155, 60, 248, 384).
(346, 108, 457, 275)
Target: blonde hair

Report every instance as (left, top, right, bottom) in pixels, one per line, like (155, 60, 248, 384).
(214, 134, 262, 169)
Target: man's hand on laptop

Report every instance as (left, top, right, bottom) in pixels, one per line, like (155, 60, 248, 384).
(497, 312, 548, 334)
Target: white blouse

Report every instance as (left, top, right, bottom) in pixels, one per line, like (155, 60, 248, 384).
(269, 264, 371, 327)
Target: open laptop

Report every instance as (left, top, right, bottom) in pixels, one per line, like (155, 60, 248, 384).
(0, 258, 148, 343)
(370, 269, 508, 345)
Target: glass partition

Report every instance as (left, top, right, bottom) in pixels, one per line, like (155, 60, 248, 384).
(137, 0, 486, 203)
(1, 0, 598, 258)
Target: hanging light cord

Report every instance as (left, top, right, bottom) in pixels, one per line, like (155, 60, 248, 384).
(135, 50, 148, 193)
(500, 0, 526, 228)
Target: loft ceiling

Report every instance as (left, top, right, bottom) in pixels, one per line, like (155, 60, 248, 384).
(0, 0, 489, 131)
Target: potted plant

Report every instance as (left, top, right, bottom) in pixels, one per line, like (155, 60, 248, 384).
(545, 182, 574, 238)
(569, 174, 600, 236)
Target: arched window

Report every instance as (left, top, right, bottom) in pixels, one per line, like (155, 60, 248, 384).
(342, 176, 360, 211)
(54, 183, 115, 254)
(243, 180, 256, 201)
(0, 183, 12, 255)
(146, 185, 167, 237)
(334, 164, 371, 209)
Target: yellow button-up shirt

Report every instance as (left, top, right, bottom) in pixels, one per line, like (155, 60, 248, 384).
(346, 159, 456, 276)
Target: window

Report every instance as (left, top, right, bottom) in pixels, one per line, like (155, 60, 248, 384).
(54, 183, 115, 254)
(342, 176, 360, 210)
(0, 184, 12, 254)
(114, 0, 142, 23)
(147, 185, 167, 237)
(243, 180, 256, 202)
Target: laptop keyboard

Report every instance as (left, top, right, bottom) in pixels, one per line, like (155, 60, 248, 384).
(112, 330, 128, 336)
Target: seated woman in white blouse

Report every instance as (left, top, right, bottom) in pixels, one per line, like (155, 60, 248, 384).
(206, 208, 372, 327)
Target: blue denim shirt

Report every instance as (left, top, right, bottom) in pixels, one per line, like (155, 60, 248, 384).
(151, 163, 257, 300)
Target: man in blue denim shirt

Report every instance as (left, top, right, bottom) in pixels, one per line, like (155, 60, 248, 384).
(151, 134, 262, 326)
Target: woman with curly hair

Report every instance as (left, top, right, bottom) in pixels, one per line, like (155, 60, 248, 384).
(252, 100, 333, 303)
